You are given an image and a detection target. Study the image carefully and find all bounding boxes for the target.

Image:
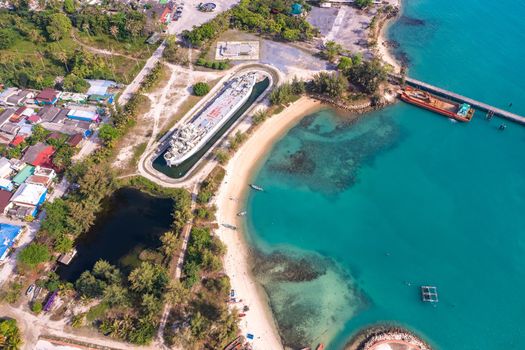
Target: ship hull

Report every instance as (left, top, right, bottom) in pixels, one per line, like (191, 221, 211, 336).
(400, 88, 474, 122)
(165, 74, 256, 167)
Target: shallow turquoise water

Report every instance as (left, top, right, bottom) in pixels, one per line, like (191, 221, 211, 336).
(246, 0, 525, 349)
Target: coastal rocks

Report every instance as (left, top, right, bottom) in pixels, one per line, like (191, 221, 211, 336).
(263, 109, 400, 195)
(252, 250, 326, 283)
(252, 249, 364, 349)
(345, 325, 432, 350)
(400, 15, 426, 26)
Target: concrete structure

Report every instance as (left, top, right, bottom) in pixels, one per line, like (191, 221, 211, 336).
(215, 41, 260, 60)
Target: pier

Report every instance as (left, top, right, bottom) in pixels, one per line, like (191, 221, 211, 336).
(392, 74, 525, 125)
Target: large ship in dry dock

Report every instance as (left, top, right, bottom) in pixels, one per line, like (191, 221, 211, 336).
(164, 72, 256, 167)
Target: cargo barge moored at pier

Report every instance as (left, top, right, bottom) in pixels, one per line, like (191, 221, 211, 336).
(400, 86, 475, 122)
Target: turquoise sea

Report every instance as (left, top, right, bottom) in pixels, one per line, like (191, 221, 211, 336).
(246, 0, 525, 349)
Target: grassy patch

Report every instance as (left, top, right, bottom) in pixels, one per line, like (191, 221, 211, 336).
(76, 32, 153, 59)
(130, 142, 147, 167)
(86, 302, 109, 323)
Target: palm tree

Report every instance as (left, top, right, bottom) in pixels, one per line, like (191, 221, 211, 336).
(109, 25, 119, 39)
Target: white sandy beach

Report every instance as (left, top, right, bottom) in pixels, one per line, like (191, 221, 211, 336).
(215, 97, 322, 350)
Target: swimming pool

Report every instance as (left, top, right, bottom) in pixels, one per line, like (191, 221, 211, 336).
(0, 223, 22, 261)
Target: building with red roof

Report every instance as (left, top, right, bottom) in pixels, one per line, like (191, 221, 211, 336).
(35, 88, 59, 105)
(21, 142, 55, 167)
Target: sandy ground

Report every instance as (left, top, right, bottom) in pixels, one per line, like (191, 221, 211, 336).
(214, 97, 322, 350)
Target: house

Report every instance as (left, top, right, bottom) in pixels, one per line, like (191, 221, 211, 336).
(9, 159, 26, 172)
(26, 166, 56, 187)
(68, 134, 84, 148)
(21, 143, 55, 167)
(149, 3, 173, 24)
(10, 135, 26, 147)
(59, 92, 88, 104)
(0, 178, 13, 192)
(37, 105, 61, 122)
(35, 88, 60, 105)
(6, 90, 34, 106)
(0, 190, 14, 214)
(26, 175, 53, 187)
(0, 108, 16, 126)
(0, 123, 21, 136)
(27, 114, 41, 124)
(10, 183, 47, 216)
(12, 165, 34, 186)
(52, 108, 70, 123)
(10, 106, 34, 122)
(0, 88, 18, 106)
(67, 109, 99, 122)
(0, 133, 15, 145)
(0, 157, 13, 178)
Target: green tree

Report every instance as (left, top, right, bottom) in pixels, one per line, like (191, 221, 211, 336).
(193, 82, 210, 96)
(347, 59, 387, 94)
(75, 271, 106, 298)
(46, 13, 72, 41)
(337, 56, 354, 73)
(321, 41, 343, 63)
(0, 29, 16, 50)
(355, 0, 373, 9)
(165, 280, 189, 305)
(0, 319, 22, 350)
(54, 234, 73, 254)
(31, 301, 43, 314)
(63, 0, 75, 13)
(103, 284, 128, 307)
(159, 231, 178, 258)
(17, 243, 50, 269)
(63, 74, 89, 93)
(128, 262, 168, 295)
(98, 124, 120, 147)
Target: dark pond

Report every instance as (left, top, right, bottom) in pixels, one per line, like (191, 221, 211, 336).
(152, 77, 270, 178)
(57, 188, 173, 282)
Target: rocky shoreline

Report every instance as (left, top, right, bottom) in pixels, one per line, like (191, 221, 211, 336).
(345, 325, 432, 350)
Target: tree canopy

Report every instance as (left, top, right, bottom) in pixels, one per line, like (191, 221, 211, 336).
(17, 243, 50, 269)
(193, 82, 210, 96)
(46, 13, 72, 41)
(0, 319, 22, 350)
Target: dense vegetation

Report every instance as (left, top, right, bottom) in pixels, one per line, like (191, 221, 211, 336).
(0, 3, 148, 90)
(183, 0, 316, 47)
(0, 318, 22, 350)
(164, 165, 238, 349)
(192, 82, 210, 96)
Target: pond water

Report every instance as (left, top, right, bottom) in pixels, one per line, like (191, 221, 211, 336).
(58, 188, 173, 282)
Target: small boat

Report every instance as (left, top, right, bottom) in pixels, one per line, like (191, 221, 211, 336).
(249, 184, 264, 191)
(222, 223, 237, 230)
(316, 344, 325, 350)
(400, 86, 474, 122)
(237, 211, 247, 216)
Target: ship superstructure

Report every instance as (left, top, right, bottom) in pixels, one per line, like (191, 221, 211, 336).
(164, 72, 256, 167)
